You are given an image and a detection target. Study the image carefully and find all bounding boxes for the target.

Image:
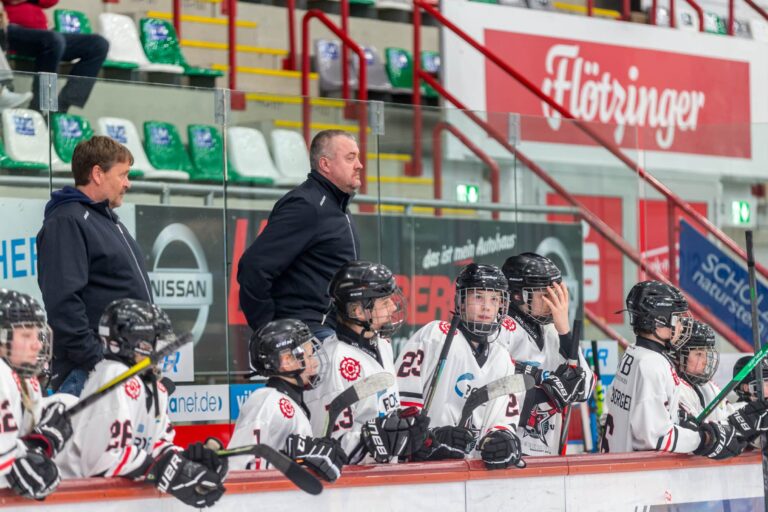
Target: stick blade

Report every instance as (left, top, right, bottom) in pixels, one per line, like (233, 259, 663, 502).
(349, 372, 394, 401)
(251, 445, 323, 495)
(486, 374, 533, 399)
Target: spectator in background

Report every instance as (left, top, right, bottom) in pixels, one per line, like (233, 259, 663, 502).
(238, 130, 362, 340)
(3, 0, 108, 112)
(0, 4, 33, 109)
(36, 136, 152, 396)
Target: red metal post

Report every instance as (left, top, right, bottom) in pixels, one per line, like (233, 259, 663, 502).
(227, 0, 236, 89)
(411, 3, 423, 177)
(301, 10, 368, 188)
(173, 0, 181, 37)
(744, 0, 768, 21)
(341, 0, 350, 100)
(285, 0, 297, 70)
(584, 308, 630, 348)
(670, 0, 677, 27)
(586, 0, 594, 16)
(728, 0, 735, 34)
(622, 0, 630, 20)
(432, 121, 501, 220)
(681, 0, 705, 31)
(667, 199, 678, 285)
(650, 0, 657, 24)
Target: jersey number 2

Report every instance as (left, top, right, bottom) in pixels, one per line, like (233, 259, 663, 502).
(397, 350, 424, 377)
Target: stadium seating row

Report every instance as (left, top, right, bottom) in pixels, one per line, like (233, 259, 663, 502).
(0, 109, 310, 186)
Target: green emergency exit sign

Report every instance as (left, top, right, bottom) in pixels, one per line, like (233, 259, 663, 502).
(731, 200, 751, 225)
(457, 184, 480, 203)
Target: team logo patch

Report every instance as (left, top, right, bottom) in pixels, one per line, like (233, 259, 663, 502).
(279, 397, 295, 418)
(124, 378, 141, 400)
(339, 357, 361, 381)
(438, 321, 458, 335)
(669, 365, 681, 386)
(29, 377, 40, 393)
(501, 317, 517, 332)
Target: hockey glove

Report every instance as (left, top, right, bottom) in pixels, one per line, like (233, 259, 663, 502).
(182, 440, 228, 480)
(7, 449, 60, 500)
(513, 361, 544, 386)
(540, 363, 587, 410)
(411, 426, 474, 462)
(147, 451, 225, 508)
(677, 408, 700, 431)
(361, 407, 430, 463)
(728, 400, 768, 440)
(478, 429, 525, 470)
(694, 422, 747, 460)
(24, 402, 72, 457)
(285, 435, 348, 482)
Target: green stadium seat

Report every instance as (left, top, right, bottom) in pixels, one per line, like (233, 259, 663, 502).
(51, 113, 93, 171)
(385, 47, 439, 98)
(139, 19, 223, 79)
(54, 9, 138, 71)
(187, 125, 225, 183)
(143, 121, 194, 176)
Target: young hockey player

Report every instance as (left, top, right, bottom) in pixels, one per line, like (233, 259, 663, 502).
(304, 261, 429, 465)
(228, 318, 347, 481)
(499, 252, 594, 456)
(0, 289, 73, 501)
(733, 357, 768, 407)
(56, 299, 227, 508)
(602, 281, 751, 459)
(396, 263, 526, 469)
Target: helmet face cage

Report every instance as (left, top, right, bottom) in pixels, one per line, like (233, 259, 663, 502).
(457, 287, 510, 338)
(251, 322, 329, 389)
(344, 288, 407, 338)
(519, 279, 562, 325)
(674, 345, 719, 386)
(99, 300, 170, 367)
(666, 311, 694, 350)
(0, 291, 52, 378)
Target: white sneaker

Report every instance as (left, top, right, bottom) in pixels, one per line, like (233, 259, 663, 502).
(0, 88, 32, 110)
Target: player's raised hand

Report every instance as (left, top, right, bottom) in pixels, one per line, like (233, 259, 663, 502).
(542, 281, 570, 335)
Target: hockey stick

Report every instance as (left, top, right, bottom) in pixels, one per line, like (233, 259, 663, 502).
(746, 230, 768, 511)
(323, 372, 395, 438)
(558, 318, 582, 456)
(459, 374, 535, 427)
(589, 339, 605, 452)
(216, 444, 323, 495)
(66, 333, 193, 418)
(423, 314, 461, 416)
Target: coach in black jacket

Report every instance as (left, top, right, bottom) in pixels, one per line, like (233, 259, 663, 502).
(238, 130, 362, 337)
(37, 136, 152, 395)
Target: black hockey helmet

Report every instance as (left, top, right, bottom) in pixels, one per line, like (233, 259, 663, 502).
(328, 260, 406, 337)
(624, 280, 691, 349)
(249, 318, 326, 389)
(670, 319, 718, 386)
(0, 289, 51, 377)
(99, 299, 176, 366)
(734, 355, 768, 402)
(455, 263, 509, 338)
(502, 252, 562, 324)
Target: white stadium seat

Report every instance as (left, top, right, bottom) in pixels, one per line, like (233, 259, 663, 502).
(97, 13, 184, 74)
(270, 129, 311, 186)
(227, 126, 282, 182)
(1, 108, 66, 171)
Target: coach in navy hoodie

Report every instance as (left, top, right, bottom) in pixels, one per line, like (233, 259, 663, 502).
(36, 136, 152, 395)
(238, 130, 361, 338)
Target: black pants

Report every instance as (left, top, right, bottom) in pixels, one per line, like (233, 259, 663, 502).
(7, 25, 109, 111)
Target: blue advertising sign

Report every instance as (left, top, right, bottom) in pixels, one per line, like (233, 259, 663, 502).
(679, 219, 766, 347)
(229, 382, 264, 421)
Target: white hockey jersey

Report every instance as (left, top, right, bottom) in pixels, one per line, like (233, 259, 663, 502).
(396, 320, 522, 458)
(602, 339, 701, 454)
(0, 360, 45, 490)
(228, 380, 313, 471)
(496, 314, 595, 456)
(677, 379, 734, 423)
(304, 332, 401, 464)
(56, 359, 177, 479)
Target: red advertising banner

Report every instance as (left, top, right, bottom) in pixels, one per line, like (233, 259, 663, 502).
(484, 31, 751, 157)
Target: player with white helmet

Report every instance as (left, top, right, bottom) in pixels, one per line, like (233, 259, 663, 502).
(602, 281, 748, 459)
(56, 299, 226, 508)
(0, 289, 72, 501)
(396, 263, 526, 469)
(305, 261, 428, 465)
(228, 318, 347, 481)
(498, 252, 594, 456)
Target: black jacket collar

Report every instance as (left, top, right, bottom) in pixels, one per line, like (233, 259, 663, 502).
(267, 377, 310, 419)
(309, 170, 352, 211)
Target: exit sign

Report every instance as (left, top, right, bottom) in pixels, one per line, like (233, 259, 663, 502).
(457, 184, 479, 203)
(731, 200, 751, 225)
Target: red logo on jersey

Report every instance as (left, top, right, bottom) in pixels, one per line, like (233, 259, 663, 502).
(501, 317, 517, 332)
(339, 357, 361, 381)
(438, 321, 458, 335)
(279, 398, 295, 418)
(29, 377, 40, 393)
(124, 378, 141, 400)
(669, 366, 681, 386)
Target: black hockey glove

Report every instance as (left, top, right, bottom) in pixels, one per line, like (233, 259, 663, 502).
(182, 440, 228, 480)
(540, 363, 587, 410)
(411, 426, 475, 461)
(147, 451, 225, 508)
(285, 435, 348, 482)
(361, 407, 430, 463)
(478, 429, 525, 470)
(7, 449, 60, 500)
(513, 361, 544, 386)
(694, 422, 747, 460)
(729, 400, 768, 440)
(24, 402, 72, 457)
